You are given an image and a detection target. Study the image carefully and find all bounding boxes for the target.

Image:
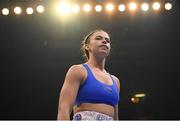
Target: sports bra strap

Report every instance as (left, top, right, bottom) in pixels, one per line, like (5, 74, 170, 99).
(83, 63, 93, 77)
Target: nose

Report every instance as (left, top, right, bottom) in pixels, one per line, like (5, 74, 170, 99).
(102, 38, 107, 44)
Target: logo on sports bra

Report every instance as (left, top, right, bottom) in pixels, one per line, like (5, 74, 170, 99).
(104, 87, 113, 93)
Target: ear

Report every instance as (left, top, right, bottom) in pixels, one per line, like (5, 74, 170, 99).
(85, 44, 89, 50)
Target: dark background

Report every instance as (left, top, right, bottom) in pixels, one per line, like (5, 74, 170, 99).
(0, 0, 179, 119)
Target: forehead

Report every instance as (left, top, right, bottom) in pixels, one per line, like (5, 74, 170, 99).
(91, 31, 110, 39)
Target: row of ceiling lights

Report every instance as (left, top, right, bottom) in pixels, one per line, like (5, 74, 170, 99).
(0, 2, 173, 16)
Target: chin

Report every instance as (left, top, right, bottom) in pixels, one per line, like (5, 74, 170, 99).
(99, 51, 109, 57)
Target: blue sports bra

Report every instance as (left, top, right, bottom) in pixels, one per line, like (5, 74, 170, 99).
(75, 63, 120, 107)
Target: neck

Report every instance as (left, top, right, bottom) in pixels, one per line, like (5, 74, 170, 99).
(87, 54, 106, 71)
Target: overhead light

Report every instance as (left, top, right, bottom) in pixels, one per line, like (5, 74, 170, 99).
(2, 8, 9, 15)
(134, 93, 146, 98)
(26, 7, 34, 15)
(118, 4, 126, 12)
(106, 3, 114, 12)
(37, 5, 44, 13)
(141, 3, 149, 11)
(152, 2, 161, 10)
(95, 5, 102, 12)
(129, 2, 137, 11)
(14, 6, 22, 14)
(83, 4, 91, 12)
(165, 3, 172, 10)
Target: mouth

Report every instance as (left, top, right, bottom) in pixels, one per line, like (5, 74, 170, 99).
(99, 45, 109, 49)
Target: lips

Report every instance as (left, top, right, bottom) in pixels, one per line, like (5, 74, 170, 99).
(99, 45, 109, 49)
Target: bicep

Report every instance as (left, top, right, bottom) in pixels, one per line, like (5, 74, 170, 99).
(59, 81, 79, 109)
(58, 65, 84, 111)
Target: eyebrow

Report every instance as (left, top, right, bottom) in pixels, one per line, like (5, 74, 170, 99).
(95, 35, 110, 41)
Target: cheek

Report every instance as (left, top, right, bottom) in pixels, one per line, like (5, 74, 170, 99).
(89, 42, 97, 49)
(88, 44, 96, 51)
(108, 45, 111, 53)
(108, 44, 111, 49)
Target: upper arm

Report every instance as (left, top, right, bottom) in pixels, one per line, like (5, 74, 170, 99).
(58, 65, 86, 112)
(111, 75, 120, 120)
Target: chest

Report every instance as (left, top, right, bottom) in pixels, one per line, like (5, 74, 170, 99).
(91, 69, 113, 85)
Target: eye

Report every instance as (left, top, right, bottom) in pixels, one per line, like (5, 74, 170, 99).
(95, 36, 103, 40)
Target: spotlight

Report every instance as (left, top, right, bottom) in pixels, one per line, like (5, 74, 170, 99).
(131, 93, 146, 104)
(141, 3, 149, 11)
(131, 97, 140, 104)
(26, 7, 33, 15)
(95, 5, 102, 12)
(165, 3, 172, 10)
(118, 4, 126, 12)
(36, 5, 44, 13)
(71, 4, 80, 14)
(134, 93, 146, 98)
(83, 4, 91, 12)
(57, 1, 71, 16)
(152, 2, 160, 10)
(14, 6, 22, 14)
(106, 3, 114, 12)
(129, 2, 137, 11)
(2, 8, 9, 15)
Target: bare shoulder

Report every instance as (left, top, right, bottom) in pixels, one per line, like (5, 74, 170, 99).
(66, 64, 87, 83)
(111, 75, 120, 91)
(68, 64, 86, 74)
(68, 64, 86, 72)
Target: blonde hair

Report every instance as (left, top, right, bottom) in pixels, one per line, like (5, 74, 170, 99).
(81, 29, 109, 61)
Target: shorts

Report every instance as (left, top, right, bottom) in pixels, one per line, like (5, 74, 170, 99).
(73, 111, 114, 121)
